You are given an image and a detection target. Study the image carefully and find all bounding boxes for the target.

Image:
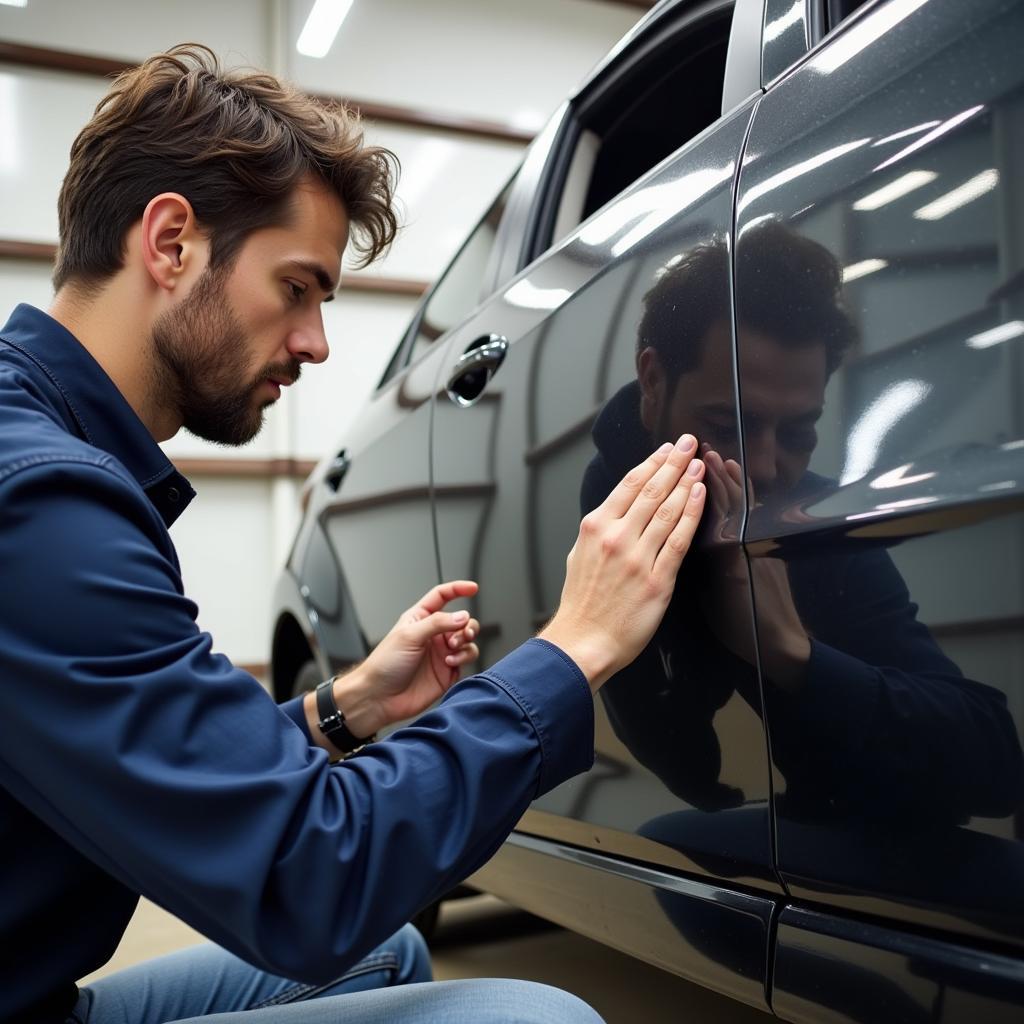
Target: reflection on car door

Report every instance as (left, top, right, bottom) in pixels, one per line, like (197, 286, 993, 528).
(429, 96, 787, 1005)
(734, 0, 1024, 1014)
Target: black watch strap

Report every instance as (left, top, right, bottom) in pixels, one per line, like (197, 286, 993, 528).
(315, 678, 373, 754)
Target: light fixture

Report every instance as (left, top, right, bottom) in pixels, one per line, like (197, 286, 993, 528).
(966, 320, 1024, 350)
(913, 168, 998, 221)
(852, 170, 937, 211)
(297, 0, 354, 59)
(0, 1, 29, 7)
(842, 258, 888, 283)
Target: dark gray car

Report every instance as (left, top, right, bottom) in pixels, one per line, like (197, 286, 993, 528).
(272, 0, 1024, 1018)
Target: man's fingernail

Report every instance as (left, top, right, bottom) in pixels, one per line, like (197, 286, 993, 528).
(688, 459, 704, 476)
(454, 611, 469, 622)
(657, 442, 673, 454)
(676, 433, 696, 451)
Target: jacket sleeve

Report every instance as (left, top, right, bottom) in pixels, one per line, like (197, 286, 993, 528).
(0, 459, 594, 982)
(768, 547, 1024, 823)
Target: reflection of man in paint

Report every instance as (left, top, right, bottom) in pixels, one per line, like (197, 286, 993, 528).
(582, 222, 1023, 831)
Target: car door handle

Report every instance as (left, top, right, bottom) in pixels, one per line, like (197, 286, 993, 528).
(446, 335, 509, 408)
(324, 449, 350, 491)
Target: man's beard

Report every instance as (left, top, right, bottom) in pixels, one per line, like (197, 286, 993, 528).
(151, 267, 300, 446)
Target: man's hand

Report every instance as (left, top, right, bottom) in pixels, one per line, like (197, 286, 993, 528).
(702, 448, 810, 692)
(539, 434, 706, 691)
(305, 581, 480, 753)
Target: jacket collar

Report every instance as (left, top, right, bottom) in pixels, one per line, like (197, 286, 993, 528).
(0, 303, 195, 527)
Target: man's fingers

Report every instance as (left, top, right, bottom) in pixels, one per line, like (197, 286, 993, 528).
(447, 618, 480, 649)
(408, 609, 470, 644)
(412, 580, 478, 616)
(639, 457, 705, 556)
(654, 480, 706, 578)
(621, 435, 699, 536)
(444, 644, 479, 668)
(596, 442, 675, 519)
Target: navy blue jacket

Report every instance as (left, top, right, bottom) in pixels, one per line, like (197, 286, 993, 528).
(0, 304, 595, 1023)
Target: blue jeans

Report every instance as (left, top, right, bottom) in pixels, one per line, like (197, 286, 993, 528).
(68, 924, 603, 1023)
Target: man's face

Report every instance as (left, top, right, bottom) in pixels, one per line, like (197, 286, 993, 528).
(640, 320, 827, 500)
(153, 179, 349, 446)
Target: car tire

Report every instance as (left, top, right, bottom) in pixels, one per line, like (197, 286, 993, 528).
(292, 658, 325, 700)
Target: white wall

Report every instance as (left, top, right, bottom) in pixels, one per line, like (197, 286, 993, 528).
(0, 0, 643, 666)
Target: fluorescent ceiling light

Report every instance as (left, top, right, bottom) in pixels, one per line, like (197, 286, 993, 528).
(966, 320, 1024, 350)
(913, 168, 998, 220)
(853, 170, 937, 211)
(0, 1, 28, 7)
(842, 258, 888, 283)
(297, 0, 354, 59)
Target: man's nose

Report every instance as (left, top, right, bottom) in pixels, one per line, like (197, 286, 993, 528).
(286, 311, 330, 365)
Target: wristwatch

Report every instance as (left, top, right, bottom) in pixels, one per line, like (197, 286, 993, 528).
(315, 677, 374, 755)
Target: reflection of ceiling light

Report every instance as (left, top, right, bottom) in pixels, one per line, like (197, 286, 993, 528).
(0, 1, 28, 7)
(842, 258, 887, 283)
(764, 0, 803, 43)
(738, 138, 870, 213)
(980, 480, 1017, 492)
(966, 320, 1024, 350)
(504, 279, 571, 311)
(853, 170, 937, 210)
(871, 121, 941, 147)
(875, 105, 985, 172)
(840, 379, 930, 484)
(297, 0, 354, 58)
(914, 168, 998, 220)
(870, 464, 936, 489)
(812, 0, 928, 72)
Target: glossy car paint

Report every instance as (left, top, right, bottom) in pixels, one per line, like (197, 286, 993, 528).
(734, 0, 1024, 962)
(270, 0, 1024, 1015)
(772, 906, 1024, 1023)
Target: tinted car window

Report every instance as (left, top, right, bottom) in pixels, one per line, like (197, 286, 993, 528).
(537, 1, 734, 254)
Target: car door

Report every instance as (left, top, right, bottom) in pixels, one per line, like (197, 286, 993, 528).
(430, 1, 783, 1007)
(733, 0, 1024, 1017)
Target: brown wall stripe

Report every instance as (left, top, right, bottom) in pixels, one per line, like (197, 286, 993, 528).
(0, 41, 533, 144)
(173, 458, 318, 479)
(0, 238, 429, 297)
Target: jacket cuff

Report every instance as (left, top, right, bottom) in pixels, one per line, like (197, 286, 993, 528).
(478, 637, 595, 795)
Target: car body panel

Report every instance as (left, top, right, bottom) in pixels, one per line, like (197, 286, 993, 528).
(470, 832, 776, 1010)
(431, 96, 786, 901)
(734, 0, 1024, 951)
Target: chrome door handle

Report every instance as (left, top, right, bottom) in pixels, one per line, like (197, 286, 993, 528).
(445, 335, 509, 408)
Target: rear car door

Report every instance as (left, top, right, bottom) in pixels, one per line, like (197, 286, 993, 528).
(733, 0, 1024, 1016)
(430, 0, 782, 1007)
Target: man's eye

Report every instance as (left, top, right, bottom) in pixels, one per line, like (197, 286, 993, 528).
(285, 281, 306, 303)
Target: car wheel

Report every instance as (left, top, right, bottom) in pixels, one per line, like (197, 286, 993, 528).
(292, 658, 325, 700)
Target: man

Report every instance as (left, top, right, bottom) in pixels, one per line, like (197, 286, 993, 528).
(583, 224, 1022, 839)
(0, 45, 708, 1024)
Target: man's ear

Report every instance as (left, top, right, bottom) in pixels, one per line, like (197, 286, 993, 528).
(636, 346, 666, 433)
(139, 193, 205, 293)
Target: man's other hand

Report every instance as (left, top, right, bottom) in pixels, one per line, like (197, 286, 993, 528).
(539, 434, 706, 691)
(355, 581, 481, 731)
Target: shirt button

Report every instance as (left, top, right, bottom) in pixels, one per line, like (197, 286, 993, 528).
(167, 487, 180, 502)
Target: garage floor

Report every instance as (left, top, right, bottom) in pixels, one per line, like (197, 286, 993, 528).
(80, 896, 773, 1023)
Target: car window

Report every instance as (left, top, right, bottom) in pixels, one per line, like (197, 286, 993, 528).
(378, 179, 514, 386)
(534, 1, 735, 256)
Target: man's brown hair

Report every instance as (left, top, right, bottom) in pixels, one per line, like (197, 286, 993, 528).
(54, 43, 398, 292)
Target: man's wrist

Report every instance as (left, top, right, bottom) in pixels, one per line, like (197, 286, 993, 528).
(537, 620, 614, 693)
(302, 665, 383, 755)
